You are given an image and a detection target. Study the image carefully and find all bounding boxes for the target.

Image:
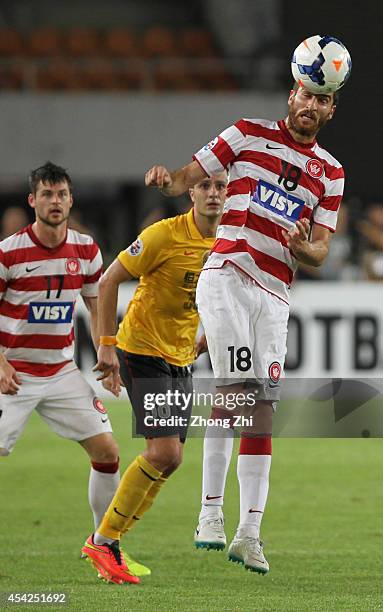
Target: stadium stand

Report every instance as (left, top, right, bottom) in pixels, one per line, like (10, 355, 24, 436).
(28, 28, 63, 57)
(0, 24, 238, 91)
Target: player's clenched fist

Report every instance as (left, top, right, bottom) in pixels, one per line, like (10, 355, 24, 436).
(145, 165, 173, 189)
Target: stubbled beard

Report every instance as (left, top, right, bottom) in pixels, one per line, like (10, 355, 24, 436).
(288, 108, 328, 137)
(37, 211, 68, 228)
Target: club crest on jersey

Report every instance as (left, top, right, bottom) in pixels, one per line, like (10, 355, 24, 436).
(253, 180, 304, 221)
(66, 257, 81, 275)
(93, 397, 107, 414)
(28, 302, 74, 324)
(203, 137, 218, 151)
(306, 158, 324, 179)
(268, 361, 281, 384)
(128, 238, 143, 256)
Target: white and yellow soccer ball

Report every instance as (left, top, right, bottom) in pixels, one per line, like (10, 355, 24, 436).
(291, 35, 352, 94)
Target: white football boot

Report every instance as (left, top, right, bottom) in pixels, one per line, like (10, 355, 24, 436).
(194, 516, 226, 551)
(228, 534, 269, 574)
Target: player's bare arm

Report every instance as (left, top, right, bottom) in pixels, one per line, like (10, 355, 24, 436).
(0, 352, 21, 395)
(283, 219, 331, 267)
(83, 295, 122, 396)
(93, 259, 133, 387)
(145, 160, 207, 196)
(82, 296, 99, 352)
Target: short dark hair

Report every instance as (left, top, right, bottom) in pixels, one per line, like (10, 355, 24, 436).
(29, 161, 72, 195)
(292, 81, 339, 106)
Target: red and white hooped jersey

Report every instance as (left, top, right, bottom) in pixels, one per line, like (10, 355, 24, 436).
(194, 118, 344, 303)
(0, 225, 102, 376)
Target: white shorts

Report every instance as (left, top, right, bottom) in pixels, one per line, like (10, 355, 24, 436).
(0, 362, 112, 455)
(196, 264, 289, 399)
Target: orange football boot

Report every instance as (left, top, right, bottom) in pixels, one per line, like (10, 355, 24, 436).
(81, 535, 140, 585)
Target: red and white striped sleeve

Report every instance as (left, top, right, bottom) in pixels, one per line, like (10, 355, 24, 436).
(313, 165, 344, 232)
(81, 241, 103, 297)
(193, 119, 248, 176)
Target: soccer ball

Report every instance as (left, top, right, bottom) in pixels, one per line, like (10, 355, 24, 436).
(291, 35, 352, 94)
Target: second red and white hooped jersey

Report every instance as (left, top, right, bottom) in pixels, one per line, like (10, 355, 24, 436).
(194, 118, 344, 303)
(0, 225, 102, 376)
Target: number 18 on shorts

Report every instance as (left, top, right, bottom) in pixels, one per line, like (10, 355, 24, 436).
(196, 265, 289, 394)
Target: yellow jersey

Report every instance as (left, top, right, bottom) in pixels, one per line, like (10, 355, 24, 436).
(116, 209, 214, 366)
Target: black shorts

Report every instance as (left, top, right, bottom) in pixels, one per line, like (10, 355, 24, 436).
(117, 349, 193, 441)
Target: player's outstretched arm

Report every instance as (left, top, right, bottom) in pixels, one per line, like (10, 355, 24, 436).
(145, 160, 207, 196)
(283, 219, 331, 267)
(0, 353, 21, 395)
(92, 259, 133, 393)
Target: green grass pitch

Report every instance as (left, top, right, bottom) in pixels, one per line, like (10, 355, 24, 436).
(1, 400, 383, 611)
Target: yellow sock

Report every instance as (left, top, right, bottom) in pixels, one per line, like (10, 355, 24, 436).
(121, 475, 168, 534)
(97, 455, 162, 540)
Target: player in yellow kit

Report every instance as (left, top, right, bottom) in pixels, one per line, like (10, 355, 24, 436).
(82, 172, 227, 584)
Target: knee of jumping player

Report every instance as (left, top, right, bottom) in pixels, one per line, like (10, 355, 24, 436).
(244, 400, 274, 436)
(0, 447, 10, 456)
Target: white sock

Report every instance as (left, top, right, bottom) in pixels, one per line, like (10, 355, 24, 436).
(237, 454, 271, 539)
(199, 421, 234, 522)
(88, 466, 120, 530)
(93, 532, 116, 546)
